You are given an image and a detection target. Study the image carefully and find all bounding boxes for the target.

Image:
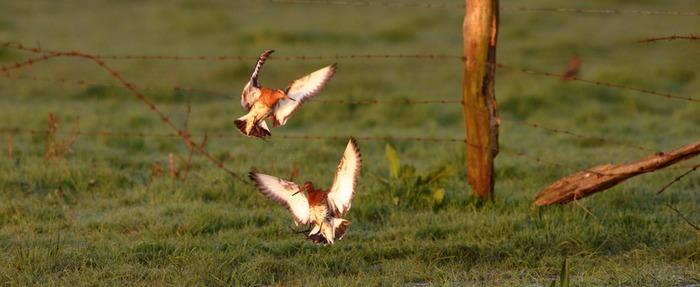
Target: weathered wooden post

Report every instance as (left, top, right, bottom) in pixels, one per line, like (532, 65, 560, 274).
(462, 0, 500, 199)
(534, 139, 700, 206)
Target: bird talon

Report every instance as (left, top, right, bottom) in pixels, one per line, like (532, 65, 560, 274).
(288, 226, 312, 235)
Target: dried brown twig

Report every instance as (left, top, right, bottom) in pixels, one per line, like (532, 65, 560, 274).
(145, 161, 163, 205)
(44, 114, 79, 166)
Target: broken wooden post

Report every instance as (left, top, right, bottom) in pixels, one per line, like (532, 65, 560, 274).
(462, 0, 500, 199)
(534, 139, 700, 206)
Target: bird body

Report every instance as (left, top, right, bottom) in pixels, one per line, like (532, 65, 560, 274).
(235, 87, 288, 138)
(235, 50, 336, 139)
(250, 138, 361, 244)
(302, 182, 352, 244)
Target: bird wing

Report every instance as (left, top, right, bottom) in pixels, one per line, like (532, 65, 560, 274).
(249, 172, 310, 226)
(271, 63, 337, 127)
(327, 138, 362, 216)
(241, 50, 275, 111)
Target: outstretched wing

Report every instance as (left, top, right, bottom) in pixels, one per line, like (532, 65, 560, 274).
(241, 50, 275, 110)
(271, 63, 337, 127)
(249, 172, 310, 226)
(327, 138, 362, 216)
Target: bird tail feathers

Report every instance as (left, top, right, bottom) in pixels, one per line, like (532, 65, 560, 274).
(234, 116, 271, 139)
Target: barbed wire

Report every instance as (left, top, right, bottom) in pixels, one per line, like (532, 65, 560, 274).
(10, 63, 693, 112)
(1, 66, 666, 155)
(501, 119, 660, 153)
(2, 50, 697, 106)
(0, 48, 684, 157)
(253, 0, 463, 9)
(0, 72, 464, 105)
(0, 42, 462, 61)
(499, 146, 595, 174)
(638, 35, 700, 43)
(0, 72, 237, 99)
(252, 0, 700, 16)
(87, 53, 459, 62)
(503, 7, 700, 16)
(500, 146, 700, 177)
(657, 164, 700, 195)
(1, 97, 665, 156)
(2, 43, 696, 182)
(0, 45, 690, 158)
(4, 128, 695, 178)
(496, 64, 700, 104)
(0, 50, 250, 183)
(275, 134, 466, 143)
(0, 128, 465, 143)
(0, 0, 696, 202)
(3, 41, 697, 105)
(314, 99, 462, 104)
(0, 41, 254, 61)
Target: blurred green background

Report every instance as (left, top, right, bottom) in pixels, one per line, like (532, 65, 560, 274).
(0, 0, 698, 286)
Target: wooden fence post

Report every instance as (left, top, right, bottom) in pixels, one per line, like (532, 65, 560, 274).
(534, 139, 700, 206)
(462, 0, 499, 200)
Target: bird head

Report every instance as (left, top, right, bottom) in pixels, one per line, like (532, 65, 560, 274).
(293, 181, 314, 196)
(274, 89, 295, 101)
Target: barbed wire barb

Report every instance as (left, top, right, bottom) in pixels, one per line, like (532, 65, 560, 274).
(638, 35, 700, 43)
(656, 164, 700, 195)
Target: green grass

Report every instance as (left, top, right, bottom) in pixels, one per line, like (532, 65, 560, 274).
(1, 0, 699, 286)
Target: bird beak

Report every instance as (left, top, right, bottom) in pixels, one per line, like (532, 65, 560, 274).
(292, 184, 308, 196)
(292, 187, 303, 196)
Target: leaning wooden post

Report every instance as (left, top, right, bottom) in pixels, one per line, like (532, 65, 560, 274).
(462, 0, 500, 199)
(534, 139, 700, 206)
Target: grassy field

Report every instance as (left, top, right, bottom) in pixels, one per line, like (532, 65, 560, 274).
(1, 0, 699, 286)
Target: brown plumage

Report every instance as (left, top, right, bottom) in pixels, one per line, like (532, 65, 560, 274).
(249, 138, 362, 245)
(235, 50, 336, 139)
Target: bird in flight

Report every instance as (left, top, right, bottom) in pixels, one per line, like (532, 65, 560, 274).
(249, 138, 362, 245)
(235, 49, 337, 139)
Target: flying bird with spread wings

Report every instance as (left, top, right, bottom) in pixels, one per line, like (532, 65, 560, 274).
(235, 50, 337, 139)
(249, 138, 362, 245)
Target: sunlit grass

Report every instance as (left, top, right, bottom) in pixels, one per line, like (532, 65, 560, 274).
(1, 0, 699, 286)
